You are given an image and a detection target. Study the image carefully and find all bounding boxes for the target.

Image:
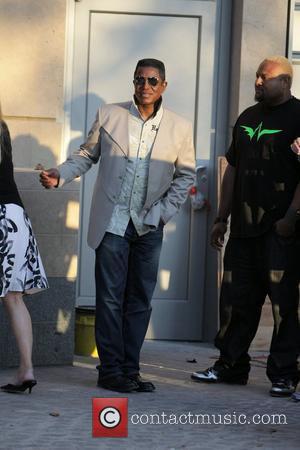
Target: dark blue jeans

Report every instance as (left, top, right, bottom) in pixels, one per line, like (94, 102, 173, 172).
(215, 230, 300, 383)
(95, 219, 164, 380)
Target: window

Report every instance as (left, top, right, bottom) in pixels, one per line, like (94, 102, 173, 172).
(291, 2, 300, 97)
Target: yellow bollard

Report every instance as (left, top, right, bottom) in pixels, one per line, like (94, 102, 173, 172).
(75, 307, 98, 358)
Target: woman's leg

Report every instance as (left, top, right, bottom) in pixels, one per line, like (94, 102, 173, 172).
(2, 292, 35, 382)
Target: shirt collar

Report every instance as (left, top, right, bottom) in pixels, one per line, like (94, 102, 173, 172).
(130, 96, 164, 122)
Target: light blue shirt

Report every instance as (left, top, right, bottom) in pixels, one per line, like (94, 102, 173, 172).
(106, 99, 163, 236)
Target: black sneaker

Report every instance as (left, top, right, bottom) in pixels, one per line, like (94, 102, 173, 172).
(97, 375, 138, 393)
(270, 379, 297, 397)
(191, 366, 248, 385)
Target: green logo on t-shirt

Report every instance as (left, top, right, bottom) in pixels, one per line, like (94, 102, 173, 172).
(240, 122, 282, 141)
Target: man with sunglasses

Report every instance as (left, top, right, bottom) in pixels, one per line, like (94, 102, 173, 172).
(40, 58, 195, 393)
(191, 56, 300, 397)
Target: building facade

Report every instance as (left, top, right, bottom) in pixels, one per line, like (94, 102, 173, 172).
(0, 0, 298, 366)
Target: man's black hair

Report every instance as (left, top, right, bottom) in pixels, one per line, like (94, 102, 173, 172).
(134, 58, 166, 80)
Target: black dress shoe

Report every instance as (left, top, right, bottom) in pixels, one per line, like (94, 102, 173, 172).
(97, 375, 138, 393)
(191, 366, 248, 385)
(127, 374, 156, 392)
(270, 379, 297, 397)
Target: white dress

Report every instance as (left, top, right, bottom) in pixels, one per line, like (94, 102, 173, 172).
(0, 203, 49, 297)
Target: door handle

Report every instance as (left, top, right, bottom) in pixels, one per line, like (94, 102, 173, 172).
(190, 165, 209, 210)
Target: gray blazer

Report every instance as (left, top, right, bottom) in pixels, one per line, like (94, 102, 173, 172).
(58, 102, 195, 249)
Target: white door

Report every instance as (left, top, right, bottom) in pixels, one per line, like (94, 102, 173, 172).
(68, 0, 217, 339)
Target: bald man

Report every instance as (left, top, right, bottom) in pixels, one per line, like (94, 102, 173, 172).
(191, 56, 300, 397)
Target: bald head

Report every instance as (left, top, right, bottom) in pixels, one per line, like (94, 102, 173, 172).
(259, 56, 293, 84)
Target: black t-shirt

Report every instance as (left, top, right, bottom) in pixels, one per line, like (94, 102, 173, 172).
(226, 97, 300, 238)
(0, 121, 23, 208)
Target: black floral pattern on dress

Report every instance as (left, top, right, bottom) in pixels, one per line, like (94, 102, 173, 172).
(0, 204, 48, 296)
(0, 204, 17, 294)
(22, 210, 48, 291)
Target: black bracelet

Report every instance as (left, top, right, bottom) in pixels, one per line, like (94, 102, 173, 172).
(213, 217, 228, 225)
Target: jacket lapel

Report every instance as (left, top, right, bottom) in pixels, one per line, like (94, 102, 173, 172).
(149, 111, 170, 162)
(101, 103, 130, 156)
(145, 112, 171, 206)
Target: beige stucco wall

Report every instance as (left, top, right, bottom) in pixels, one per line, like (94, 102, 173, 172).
(0, 0, 79, 278)
(229, 0, 289, 126)
(0, 0, 66, 166)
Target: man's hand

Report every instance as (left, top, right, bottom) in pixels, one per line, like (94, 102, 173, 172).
(275, 217, 295, 237)
(210, 223, 227, 251)
(39, 168, 60, 189)
(291, 138, 300, 156)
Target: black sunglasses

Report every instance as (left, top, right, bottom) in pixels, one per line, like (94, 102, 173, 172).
(134, 76, 160, 87)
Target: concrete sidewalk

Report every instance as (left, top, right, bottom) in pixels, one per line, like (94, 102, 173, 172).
(0, 340, 299, 450)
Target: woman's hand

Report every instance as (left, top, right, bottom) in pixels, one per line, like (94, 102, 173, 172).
(291, 138, 300, 156)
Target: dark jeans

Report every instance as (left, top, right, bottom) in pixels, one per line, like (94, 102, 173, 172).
(215, 230, 300, 383)
(95, 219, 164, 380)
